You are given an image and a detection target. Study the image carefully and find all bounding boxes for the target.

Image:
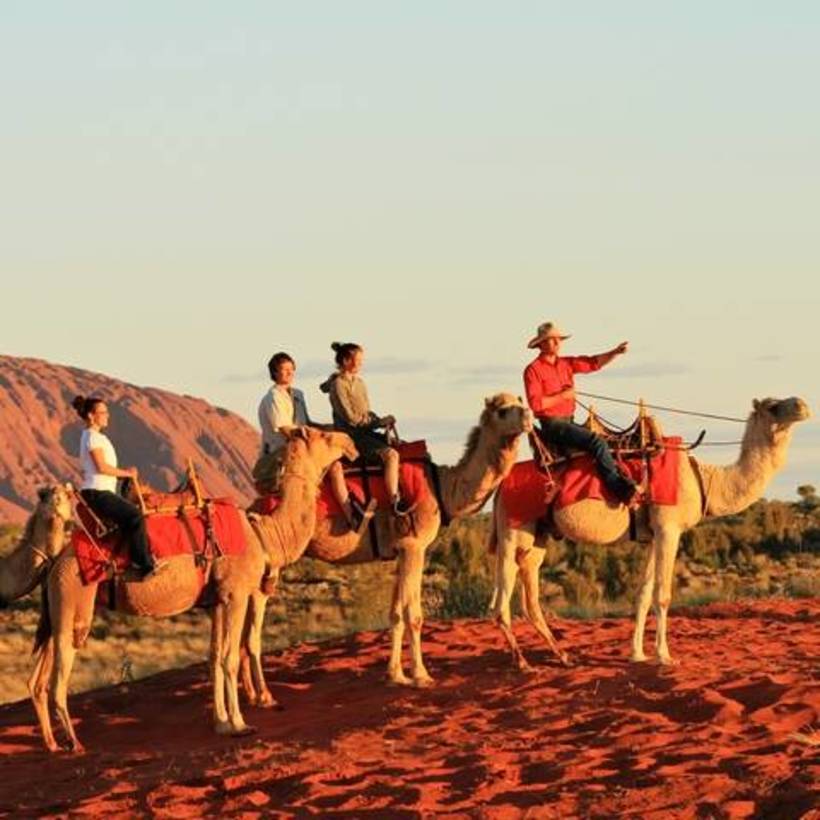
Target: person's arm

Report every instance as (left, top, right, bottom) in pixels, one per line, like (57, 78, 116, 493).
(89, 448, 137, 480)
(593, 341, 628, 370)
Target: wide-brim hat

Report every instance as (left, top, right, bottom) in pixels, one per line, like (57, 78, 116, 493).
(527, 321, 570, 348)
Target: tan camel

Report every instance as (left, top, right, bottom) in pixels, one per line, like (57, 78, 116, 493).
(490, 396, 811, 669)
(29, 428, 356, 752)
(239, 393, 533, 706)
(0, 485, 73, 608)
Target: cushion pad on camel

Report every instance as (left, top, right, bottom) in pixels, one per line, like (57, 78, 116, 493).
(500, 437, 682, 529)
(72, 500, 247, 585)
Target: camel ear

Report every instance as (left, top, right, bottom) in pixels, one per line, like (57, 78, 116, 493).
(752, 399, 761, 412)
(37, 486, 51, 502)
(485, 396, 494, 409)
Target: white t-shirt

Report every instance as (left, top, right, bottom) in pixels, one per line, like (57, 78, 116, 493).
(258, 385, 295, 454)
(80, 428, 118, 492)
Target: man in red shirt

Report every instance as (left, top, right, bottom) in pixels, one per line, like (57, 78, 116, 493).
(524, 321, 637, 504)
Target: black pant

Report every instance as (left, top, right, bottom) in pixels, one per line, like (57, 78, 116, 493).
(81, 489, 153, 572)
(536, 417, 633, 497)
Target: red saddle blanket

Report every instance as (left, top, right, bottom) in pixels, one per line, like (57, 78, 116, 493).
(500, 437, 682, 528)
(249, 460, 432, 519)
(72, 500, 247, 585)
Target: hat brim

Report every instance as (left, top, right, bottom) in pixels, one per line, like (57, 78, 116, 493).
(527, 333, 571, 348)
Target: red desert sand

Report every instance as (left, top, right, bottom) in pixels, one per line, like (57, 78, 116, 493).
(0, 598, 817, 818)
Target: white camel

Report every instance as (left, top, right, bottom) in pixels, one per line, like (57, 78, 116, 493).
(490, 397, 811, 667)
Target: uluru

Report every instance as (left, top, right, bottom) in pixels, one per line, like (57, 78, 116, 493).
(0, 355, 259, 524)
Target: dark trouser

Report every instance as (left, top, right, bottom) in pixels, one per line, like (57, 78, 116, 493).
(537, 417, 633, 498)
(81, 489, 154, 572)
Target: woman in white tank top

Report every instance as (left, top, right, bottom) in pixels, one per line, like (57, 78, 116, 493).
(73, 395, 155, 579)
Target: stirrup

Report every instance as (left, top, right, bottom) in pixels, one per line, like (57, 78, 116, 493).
(352, 498, 378, 536)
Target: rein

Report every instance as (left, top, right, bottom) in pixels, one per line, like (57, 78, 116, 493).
(577, 391, 747, 424)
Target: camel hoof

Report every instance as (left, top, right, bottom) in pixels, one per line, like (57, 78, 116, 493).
(412, 675, 435, 689)
(63, 739, 85, 754)
(517, 660, 535, 674)
(630, 653, 649, 663)
(658, 655, 679, 667)
(44, 739, 60, 754)
(387, 674, 412, 687)
(558, 653, 571, 667)
(230, 724, 257, 737)
(214, 720, 234, 736)
(256, 692, 279, 709)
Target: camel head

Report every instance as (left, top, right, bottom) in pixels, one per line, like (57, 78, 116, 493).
(481, 393, 534, 440)
(282, 427, 359, 477)
(33, 482, 74, 559)
(36, 483, 74, 525)
(749, 397, 811, 444)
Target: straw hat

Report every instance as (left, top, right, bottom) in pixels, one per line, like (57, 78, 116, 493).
(527, 321, 571, 349)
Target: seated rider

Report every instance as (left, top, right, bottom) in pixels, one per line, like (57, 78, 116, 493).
(523, 322, 637, 504)
(256, 351, 366, 532)
(72, 395, 158, 580)
(320, 342, 410, 517)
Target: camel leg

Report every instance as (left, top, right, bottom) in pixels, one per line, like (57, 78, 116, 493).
(50, 588, 93, 753)
(244, 591, 276, 708)
(402, 545, 433, 687)
(492, 542, 532, 672)
(51, 629, 82, 752)
(239, 598, 256, 705)
(221, 594, 255, 735)
(653, 526, 681, 665)
(631, 547, 657, 662)
(210, 604, 231, 731)
(519, 548, 569, 665)
(28, 639, 57, 752)
(387, 556, 411, 686)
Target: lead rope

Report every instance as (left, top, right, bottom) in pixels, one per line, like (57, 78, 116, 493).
(576, 391, 747, 423)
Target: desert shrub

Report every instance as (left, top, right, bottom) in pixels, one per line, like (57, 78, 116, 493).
(785, 576, 819, 599)
(0, 525, 22, 558)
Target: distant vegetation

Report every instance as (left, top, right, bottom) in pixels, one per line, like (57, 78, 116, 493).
(423, 485, 819, 619)
(0, 487, 816, 702)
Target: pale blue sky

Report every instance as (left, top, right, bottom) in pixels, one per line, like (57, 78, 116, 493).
(2, 3, 818, 497)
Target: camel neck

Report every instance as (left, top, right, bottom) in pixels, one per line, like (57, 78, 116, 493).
(702, 424, 794, 516)
(0, 515, 63, 602)
(437, 430, 519, 519)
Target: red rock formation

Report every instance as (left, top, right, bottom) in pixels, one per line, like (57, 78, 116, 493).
(0, 355, 258, 523)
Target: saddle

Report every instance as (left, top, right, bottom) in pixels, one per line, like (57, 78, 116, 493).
(123, 460, 207, 516)
(531, 403, 665, 471)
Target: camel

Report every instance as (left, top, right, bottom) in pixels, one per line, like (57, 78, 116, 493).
(29, 428, 356, 752)
(238, 393, 533, 705)
(0, 485, 73, 608)
(490, 396, 811, 669)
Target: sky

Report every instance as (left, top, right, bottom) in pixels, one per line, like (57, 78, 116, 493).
(2, 2, 818, 499)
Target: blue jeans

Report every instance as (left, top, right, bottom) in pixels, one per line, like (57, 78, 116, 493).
(536, 417, 633, 498)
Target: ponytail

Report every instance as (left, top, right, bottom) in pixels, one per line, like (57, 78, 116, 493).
(72, 395, 104, 421)
(331, 341, 362, 369)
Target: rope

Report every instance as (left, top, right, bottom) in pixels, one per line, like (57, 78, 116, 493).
(576, 392, 747, 423)
(575, 399, 630, 433)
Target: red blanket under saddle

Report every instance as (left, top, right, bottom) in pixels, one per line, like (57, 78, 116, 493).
(72, 500, 247, 585)
(249, 465, 432, 520)
(500, 437, 682, 529)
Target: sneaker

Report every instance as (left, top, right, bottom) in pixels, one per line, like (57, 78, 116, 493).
(128, 560, 168, 582)
(391, 497, 413, 518)
(612, 476, 638, 505)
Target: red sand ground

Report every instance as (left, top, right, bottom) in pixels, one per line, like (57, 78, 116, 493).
(1, 599, 817, 818)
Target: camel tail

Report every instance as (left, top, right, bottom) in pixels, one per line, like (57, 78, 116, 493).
(33, 584, 52, 654)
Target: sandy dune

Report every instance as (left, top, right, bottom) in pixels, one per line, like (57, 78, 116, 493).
(0, 598, 817, 818)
